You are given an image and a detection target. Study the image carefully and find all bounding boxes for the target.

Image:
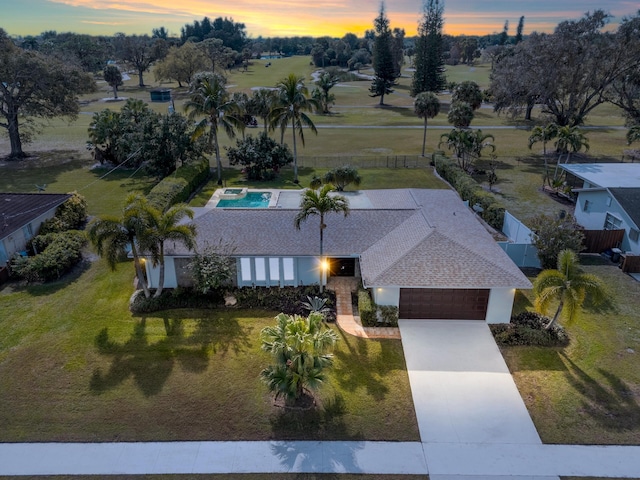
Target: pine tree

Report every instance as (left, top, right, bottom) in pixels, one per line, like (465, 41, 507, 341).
(410, 0, 446, 96)
(514, 16, 525, 44)
(369, 2, 398, 105)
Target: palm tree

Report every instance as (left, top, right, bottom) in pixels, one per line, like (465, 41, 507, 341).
(414, 92, 441, 157)
(533, 249, 607, 330)
(144, 203, 197, 298)
(322, 165, 361, 191)
(554, 125, 589, 168)
(260, 312, 338, 404)
(627, 125, 640, 145)
(87, 193, 156, 298)
(294, 184, 349, 292)
(439, 128, 495, 173)
(447, 101, 474, 128)
(250, 88, 278, 134)
(528, 123, 558, 184)
(312, 71, 339, 114)
(269, 73, 320, 184)
(184, 72, 243, 185)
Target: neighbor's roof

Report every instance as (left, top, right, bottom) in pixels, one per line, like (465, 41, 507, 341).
(560, 163, 640, 188)
(609, 188, 640, 229)
(0, 193, 71, 240)
(166, 188, 532, 290)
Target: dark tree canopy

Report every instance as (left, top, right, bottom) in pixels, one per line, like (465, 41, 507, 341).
(369, 2, 399, 105)
(226, 131, 293, 180)
(0, 32, 95, 159)
(114, 34, 165, 87)
(491, 10, 640, 126)
(410, 0, 446, 96)
(180, 16, 247, 52)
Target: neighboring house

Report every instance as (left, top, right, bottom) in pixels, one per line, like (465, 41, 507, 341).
(560, 163, 640, 255)
(144, 189, 532, 323)
(0, 193, 71, 266)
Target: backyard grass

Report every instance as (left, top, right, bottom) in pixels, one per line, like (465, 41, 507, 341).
(502, 256, 640, 445)
(0, 259, 418, 443)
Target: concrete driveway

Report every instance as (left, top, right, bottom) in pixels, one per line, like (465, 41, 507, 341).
(398, 320, 542, 445)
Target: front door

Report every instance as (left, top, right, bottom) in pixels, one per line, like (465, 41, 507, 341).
(329, 257, 356, 277)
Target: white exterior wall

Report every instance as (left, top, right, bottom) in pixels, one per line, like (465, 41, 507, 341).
(485, 288, 516, 324)
(372, 287, 400, 307)
(0, 210, 57, 264)
(575, 190, 640, 254)
(146, 257, 178, 289)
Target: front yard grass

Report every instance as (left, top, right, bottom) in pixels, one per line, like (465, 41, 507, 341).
(0, 259, 418, 443)
(502, 256, 640, 444)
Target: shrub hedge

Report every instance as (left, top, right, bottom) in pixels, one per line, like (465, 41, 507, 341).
(490, 311, 570, 347)
(12, 231, 86, 282)
(358, 289, 399, 327)
(39, 192, 88, 235)
(433, 153, 505, 230)
(146, 158, 210, 210)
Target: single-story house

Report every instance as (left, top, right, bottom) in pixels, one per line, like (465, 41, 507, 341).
(0, 193, 71, 266)
(560, 163, 640, 255)
(144, 189, 532, 323)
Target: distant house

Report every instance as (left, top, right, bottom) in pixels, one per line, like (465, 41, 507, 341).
(0, 193, 71, 266)
(560, 163, 640, 255)
(143, 189, 531, 323)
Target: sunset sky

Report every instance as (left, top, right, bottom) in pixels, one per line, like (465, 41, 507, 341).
(3, 0, 638, 38)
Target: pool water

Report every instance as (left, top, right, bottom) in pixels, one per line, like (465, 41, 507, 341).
(216, 192, 272, 208)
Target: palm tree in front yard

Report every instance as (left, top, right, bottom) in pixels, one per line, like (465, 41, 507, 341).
(87, 193, 156, 298)
(144, 203, 197, 298)
(414, 91, 441, 157)
(533, 249, 607, 330)
(294, 184, 349, 293)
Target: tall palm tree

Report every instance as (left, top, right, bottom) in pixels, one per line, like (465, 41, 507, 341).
(269, 73, 320, 184)
(87, 193, 156, 298)
(260, 312, 338, 404)
(553, 125, 589, 173)
(144, 203, 197, 298)
(294, 184, 349, 292)
(528, 123, 558, 184)
(250, 88, 278, 134)
(184, 72, 242, 185)
(533, 249, 607, 330)
(414, 92, 441, 157)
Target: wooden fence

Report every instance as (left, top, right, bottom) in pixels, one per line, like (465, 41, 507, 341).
(582, 229, 625, 253)
(622, 255, 640, 274)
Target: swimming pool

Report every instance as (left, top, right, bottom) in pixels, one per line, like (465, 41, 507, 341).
(216, 192, 272, 208)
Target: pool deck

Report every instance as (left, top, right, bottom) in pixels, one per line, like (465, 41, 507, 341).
(204, 189, 377, 210)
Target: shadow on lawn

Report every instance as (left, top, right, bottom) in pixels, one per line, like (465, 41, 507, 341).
(331, 329, 403, 401)
(90, 313, 251, 396)
(562, 354, 640, 431)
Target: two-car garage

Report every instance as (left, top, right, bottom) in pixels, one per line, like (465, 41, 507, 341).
(398, 288, 490, 320)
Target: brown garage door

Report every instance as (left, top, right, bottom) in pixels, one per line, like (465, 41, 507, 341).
(399, 288, 490, 320)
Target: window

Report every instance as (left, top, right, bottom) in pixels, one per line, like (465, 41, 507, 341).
(630, 228, 639, 243)
(603, 213, 622, 230)
(283, 258, 294, 281)
(22, 223, 33, 241)
(254, 257, 266, 281)
(240, 258, 251, 282)
(606, 196, 612, 207)
(269, 258, 280, 281)
(583, 199, 591, 212)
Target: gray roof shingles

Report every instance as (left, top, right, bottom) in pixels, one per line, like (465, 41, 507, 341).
(167, 189, 532, 290)
(609, 188, 640, 229)
(0, 193, 71, 240)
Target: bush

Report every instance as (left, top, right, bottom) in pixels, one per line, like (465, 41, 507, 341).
(433, 154, 505, 230)
(39, 192, 88, 234)
(358, 289, 377, 326)
(378, 305, 399, 327)
(147, 158, 209, 211)
(490, 311, 570, 347)
(12, 231, 86, 282)
(130, 287, 223, 314)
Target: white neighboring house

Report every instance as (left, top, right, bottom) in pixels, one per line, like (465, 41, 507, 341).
(144, 189, 532, 324)
(0, 193, 71, 266)
(560, 163, 640, 255)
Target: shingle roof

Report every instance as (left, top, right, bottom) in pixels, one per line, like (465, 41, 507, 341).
(609, 188, 640, 229)
(167, 189, 532, 290)
(0, 193, 71, 240)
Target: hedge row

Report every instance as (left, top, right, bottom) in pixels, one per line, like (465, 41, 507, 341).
(146, 158, 210, 210)
(358, 289, 399, 327)
(433, 153, 505, 230)
(12, 231, 86, 282)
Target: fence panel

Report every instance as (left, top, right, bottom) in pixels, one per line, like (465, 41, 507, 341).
(582, 229, 625, 253)
(498, 242, 541, 268)
(622, 255, 640, 273)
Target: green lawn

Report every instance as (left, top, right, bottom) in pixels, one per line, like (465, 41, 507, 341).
(502, 256, 640, 445)
(0, 258, 418, 443)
